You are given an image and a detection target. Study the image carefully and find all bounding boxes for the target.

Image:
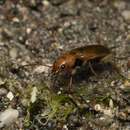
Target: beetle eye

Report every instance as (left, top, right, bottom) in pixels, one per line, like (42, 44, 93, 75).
(61, 64, 65, 70)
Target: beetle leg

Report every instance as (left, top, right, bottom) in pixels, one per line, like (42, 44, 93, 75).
(82, 60, 87, 67)
(69, 67, 80, 90)
(99, 53, 114, 63)
(82, 60, 98, 77)
(52, 76, 57, 89)
(109, 62, 129, 80)
(50, 70, 59, 90)
(88, 62, 98, 77)
(69, 76, 73, 91)
(81, 60, 98, 77)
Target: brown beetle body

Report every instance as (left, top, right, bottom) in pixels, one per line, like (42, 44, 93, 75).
(52, 45, 111, 74)
(52, 45, 113, 89)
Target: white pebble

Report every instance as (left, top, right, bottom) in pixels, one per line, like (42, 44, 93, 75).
(42, 0, 50, 6)
(26, 28, 32, 34)
(102, 109, 114, 117)
(34, 65, 49, 74)
(63, 125, 68, 130)
(0, 108, 19, 128)
(7, 92, 14, 101)
(12, 17, 20, 23)
(31, 87, 37, 103)
(109, 99, 114, 108)
(94, 104, 101, 111)
(122, 10, 130, 21)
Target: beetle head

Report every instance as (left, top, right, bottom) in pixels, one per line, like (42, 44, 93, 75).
(52, 53, 76, 75)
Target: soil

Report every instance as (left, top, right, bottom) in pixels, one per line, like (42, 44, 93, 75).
(0, 0, 130, 130)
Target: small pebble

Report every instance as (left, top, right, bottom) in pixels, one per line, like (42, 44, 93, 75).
(121, 10, 130, 21)
(7, 92, 14, 101)
(31, 87, 37, 103)
(3, 28, 14, 37)
(113, 1, 126, 10)
(109, 99, 114, 109)
(9, 48, 18, 59)
(124, 80, 130, 87)
(94, 104, 101, 111)
(42, 0, 50, 6)
(0, 88, 7, 96)
(0, 79, 5, 85)
(94, 104, 115, 117)
(12, 17, 20, 23)
(0, 42, 4, 46)
(63, 125, 68, 129)
(118, 112, 126, 120)
(0, 108, 19, 128)
(34, 65, 49, 74)
(119, 84, 125, 89)
(111, 81, 115, 87)
(102, 109, 115, 118)
(26, 28, 32, 34)
(29, 0, 36, 6)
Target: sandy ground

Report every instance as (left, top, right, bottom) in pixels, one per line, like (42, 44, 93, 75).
(0, 0, 130, 129)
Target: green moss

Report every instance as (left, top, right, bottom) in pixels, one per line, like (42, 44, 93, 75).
(41, 92, 74, 124)
(23, 83, 75, 126)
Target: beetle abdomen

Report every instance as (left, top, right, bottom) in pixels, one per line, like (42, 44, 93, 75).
(70, 45, 111, 60)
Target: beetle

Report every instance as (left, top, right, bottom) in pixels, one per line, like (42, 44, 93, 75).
(51, 45, 114, 90)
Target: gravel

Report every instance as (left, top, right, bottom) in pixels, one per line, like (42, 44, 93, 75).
(0, 0, 130, 129)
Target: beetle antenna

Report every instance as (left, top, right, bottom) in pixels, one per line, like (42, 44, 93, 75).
(18, 63, 52, 69)
(114, 56, 129, 60)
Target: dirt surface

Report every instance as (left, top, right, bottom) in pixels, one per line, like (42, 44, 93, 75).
(0, 0, 130, 130)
